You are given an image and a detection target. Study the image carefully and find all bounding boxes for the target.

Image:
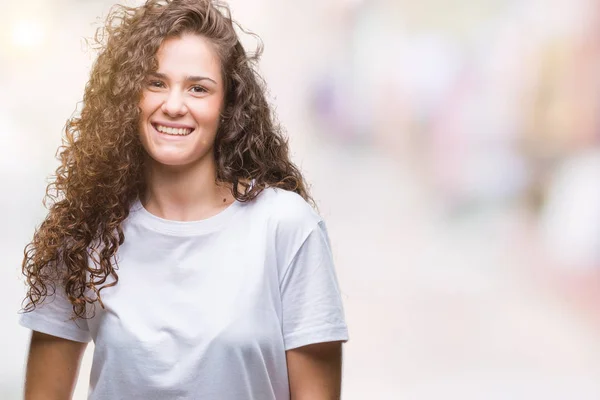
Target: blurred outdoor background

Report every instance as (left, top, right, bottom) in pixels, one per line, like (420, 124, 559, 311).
(2, 0, 600, 398)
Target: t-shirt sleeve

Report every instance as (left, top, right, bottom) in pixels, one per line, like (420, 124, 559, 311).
(19, 285, 92, 343)
(280, 220, 349, 350)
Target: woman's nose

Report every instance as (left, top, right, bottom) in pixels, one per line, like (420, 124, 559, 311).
(161, 90, 187, 117)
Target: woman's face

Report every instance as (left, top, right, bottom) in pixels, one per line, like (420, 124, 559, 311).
(138, 33, 224, 169)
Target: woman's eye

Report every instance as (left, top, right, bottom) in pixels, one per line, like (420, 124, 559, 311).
(190, 85, 207, 94)
(148, 80, 164, 88)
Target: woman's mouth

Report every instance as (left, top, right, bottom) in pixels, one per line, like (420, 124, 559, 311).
(152, 123, 194, 136)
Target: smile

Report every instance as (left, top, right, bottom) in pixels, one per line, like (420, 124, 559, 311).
(152, 123, 194, 136)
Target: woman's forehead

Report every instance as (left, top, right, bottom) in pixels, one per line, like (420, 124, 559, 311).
(154, 34, 222, 83)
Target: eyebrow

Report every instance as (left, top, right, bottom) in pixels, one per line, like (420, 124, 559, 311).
(149, 72, 217, 85)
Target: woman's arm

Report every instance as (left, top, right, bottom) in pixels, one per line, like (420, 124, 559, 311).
(286, 341, 344, 400)
(24, 331, 88, 400)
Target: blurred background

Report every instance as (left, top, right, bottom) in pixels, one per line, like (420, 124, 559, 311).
(2, 0, 600, 398)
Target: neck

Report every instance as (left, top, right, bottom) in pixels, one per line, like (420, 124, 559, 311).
(141, 155, 234, 221)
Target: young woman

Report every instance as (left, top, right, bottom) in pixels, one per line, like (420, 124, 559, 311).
(19, 1, 349, 399)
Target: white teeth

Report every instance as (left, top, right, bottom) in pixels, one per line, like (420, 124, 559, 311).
(155, 124, 192, 136)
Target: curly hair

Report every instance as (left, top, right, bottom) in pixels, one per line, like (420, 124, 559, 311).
(22, 0, 313, 319)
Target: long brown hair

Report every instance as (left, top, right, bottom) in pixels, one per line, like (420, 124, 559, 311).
(22, 0, 313, 319)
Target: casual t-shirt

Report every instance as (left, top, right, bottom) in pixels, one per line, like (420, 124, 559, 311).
(19, 187, 349, 400)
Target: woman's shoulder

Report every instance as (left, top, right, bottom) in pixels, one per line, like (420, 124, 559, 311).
(251, 187, 321, 228)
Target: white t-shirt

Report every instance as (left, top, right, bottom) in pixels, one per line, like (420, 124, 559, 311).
(19, 188, 349, 400)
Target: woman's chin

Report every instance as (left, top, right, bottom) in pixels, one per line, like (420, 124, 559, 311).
(147, 153, 192, 168)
